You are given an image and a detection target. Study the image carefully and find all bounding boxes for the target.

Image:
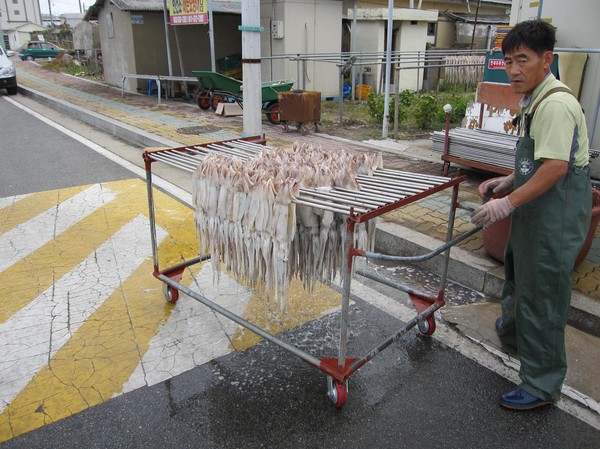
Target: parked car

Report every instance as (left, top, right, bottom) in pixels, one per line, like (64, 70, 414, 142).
(0, 46, 18, 95)
(18, 41, 62, 61)
(6, 49, 15, 57)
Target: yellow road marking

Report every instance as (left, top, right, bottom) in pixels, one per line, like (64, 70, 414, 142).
(0, 178, 343, 442)
(0, 180, 144, 324)
(231, 282, 341, 351)
(0, 180, 199, 442)
(0, 186, 85, 234)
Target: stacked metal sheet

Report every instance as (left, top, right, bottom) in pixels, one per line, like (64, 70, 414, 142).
(431, 128, 518, 170)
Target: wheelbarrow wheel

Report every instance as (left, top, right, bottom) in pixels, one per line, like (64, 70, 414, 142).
(197, 92, 211, 110)
(211, 94, 224, 111)
(266, 102, 281, 125)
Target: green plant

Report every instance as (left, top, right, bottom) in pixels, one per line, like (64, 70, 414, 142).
(434, 93, 475, 124)
(397, 89, 416, 107)
(366, 93, 404, 125)
(44, 57, 102, 79)
(414, 94, 437, 129)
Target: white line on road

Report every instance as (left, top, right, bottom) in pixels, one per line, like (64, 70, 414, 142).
(0, 194, 30, 210)
(121, 262, 253, 393)
(0, 184, 116, 272)
(3, 96, 192, 207)
(0, 215, 168, 414)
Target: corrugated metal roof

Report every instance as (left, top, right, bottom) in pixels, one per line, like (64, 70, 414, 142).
(110, 0, 163, 11)
(85, 0, 240, 20)
(443, 11, 510, 24)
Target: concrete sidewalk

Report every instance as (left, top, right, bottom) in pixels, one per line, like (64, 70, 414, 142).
(9, 58, 600, 411)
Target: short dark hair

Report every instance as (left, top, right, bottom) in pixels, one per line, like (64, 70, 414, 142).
(502, 19, 556, 55)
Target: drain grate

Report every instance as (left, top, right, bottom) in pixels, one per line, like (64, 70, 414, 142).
(177, 125, 220, 135)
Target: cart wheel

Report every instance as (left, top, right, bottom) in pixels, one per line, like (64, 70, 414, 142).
(266, 103, 281, 125)
(197, 92, 211, 110)
(417, 316, 436, 336)
(327, 376, 349, 408)
(163, 283, 180, 304)
(211, 94, 224, 111)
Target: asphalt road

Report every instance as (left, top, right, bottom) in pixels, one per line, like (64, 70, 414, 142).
(1, 93, 599, 448)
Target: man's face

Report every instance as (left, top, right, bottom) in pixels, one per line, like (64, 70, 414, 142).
(504, 46, 553, 95)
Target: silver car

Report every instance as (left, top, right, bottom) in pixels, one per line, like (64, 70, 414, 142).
(0, 47, 17, 95)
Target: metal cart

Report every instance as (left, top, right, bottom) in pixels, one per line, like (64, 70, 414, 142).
(278, 90, 322, 135)
(143, 137, 479, 408)
(191, 70, 295, 124)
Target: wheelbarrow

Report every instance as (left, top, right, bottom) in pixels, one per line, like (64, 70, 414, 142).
(191, 70, 295, 124)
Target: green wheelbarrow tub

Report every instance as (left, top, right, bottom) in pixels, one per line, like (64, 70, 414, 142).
(192, 70, 294, 103)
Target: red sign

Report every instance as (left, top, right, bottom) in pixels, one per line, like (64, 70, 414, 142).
(488, 59, 506, 70)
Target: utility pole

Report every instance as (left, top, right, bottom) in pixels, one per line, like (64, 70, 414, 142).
(47, 0, 53, 27)
(240, 0, 262, 137)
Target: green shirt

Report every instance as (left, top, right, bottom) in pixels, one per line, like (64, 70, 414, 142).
(520, 73, 590, 167)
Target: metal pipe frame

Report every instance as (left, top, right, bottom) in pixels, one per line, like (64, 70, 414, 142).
(144, 140, 473, 396)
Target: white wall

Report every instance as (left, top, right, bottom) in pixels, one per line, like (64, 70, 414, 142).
(354, 21, 384, 93)
(350, 8, 437, 94)
(261, 0, 342, 97)
(98, 5, 136, 90)
(396, 20, 428, 91)
(509, 0, 600, 150)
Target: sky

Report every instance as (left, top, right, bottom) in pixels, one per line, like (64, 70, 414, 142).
(40, 0, 89, 15)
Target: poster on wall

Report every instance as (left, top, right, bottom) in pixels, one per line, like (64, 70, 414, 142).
(168, 0, 208, 25)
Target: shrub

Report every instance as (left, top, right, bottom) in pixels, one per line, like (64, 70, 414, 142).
(367, 93, 402, 125)
(414, 94, 437, 129)
(398, 89, 416, 107)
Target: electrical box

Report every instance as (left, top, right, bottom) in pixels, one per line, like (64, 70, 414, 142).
(271, 21, 284, 39)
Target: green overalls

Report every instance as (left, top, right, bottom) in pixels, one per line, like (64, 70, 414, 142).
(499, 88, 591, 402)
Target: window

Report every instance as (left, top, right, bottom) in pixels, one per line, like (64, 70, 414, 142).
(12, 0, 18, 4)
(427, 22, 436, 36)
(107, 12, 115, 38)
(13, 10, 20, 15)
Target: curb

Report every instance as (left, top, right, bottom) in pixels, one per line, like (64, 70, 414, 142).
(17, 85, 184, 149)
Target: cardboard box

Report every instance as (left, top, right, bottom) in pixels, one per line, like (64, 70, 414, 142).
(215, 102, 243, 116)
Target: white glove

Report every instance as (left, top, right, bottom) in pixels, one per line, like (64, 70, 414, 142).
(481, 174, 515, 202)
(471, 197, 515, 229)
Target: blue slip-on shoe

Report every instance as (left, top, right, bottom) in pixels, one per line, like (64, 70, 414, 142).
(499, 387, 553, 410)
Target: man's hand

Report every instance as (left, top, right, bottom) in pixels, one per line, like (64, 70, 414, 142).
(481, 174, 515, 202)
(471, 197, 515, 228)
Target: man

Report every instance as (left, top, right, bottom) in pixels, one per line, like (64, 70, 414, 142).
(471, 20, 591, 410)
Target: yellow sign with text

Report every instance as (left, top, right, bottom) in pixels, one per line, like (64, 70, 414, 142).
(169, 0, 208, 25)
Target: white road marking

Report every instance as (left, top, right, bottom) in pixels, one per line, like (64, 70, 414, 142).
(0, 184, 116, 272)
(0, 194, 30, 210)
(0, 215, 168, 414)
(121, 262, 253, 393)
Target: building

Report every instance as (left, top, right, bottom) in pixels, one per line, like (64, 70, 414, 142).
(85, 0, 343, 97)
(341, 0, 511, 94)
(1, 0, 44, 49)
